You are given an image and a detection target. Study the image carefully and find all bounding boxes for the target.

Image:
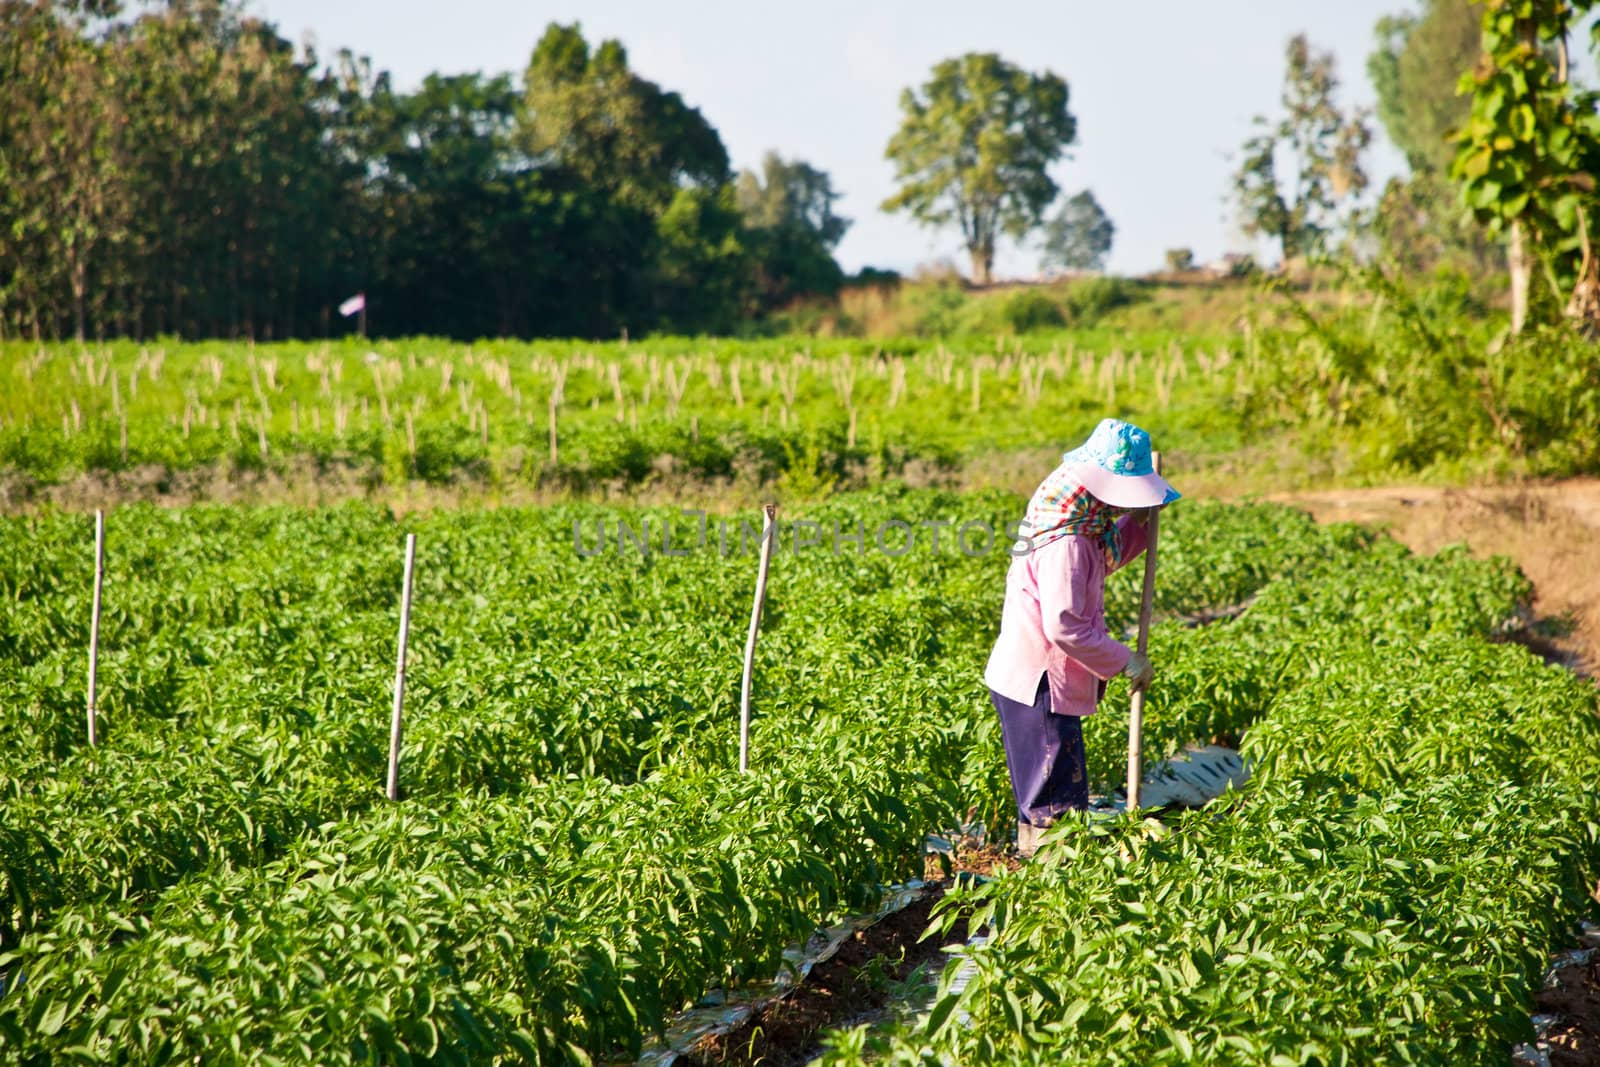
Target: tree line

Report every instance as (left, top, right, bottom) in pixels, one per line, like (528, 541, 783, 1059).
(5, 0, 1598, 343)
(0, 2, 854, 341)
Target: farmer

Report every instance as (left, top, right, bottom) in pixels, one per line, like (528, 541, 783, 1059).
(984, 418, 1180, 856)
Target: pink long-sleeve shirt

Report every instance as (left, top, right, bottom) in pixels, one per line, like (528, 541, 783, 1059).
(983, 516, 1149, 716)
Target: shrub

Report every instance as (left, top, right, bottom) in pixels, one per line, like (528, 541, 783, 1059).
(996, 289, 1065, 333)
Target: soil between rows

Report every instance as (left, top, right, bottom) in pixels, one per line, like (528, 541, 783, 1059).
(681, 884, 970, 1067)
(1540, 954, 1600, 1067)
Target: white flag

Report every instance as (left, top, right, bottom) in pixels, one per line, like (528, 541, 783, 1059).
(339, 293, 366, 317)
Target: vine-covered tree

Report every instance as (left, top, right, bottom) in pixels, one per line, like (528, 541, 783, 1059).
(1451, 0, 1600, 334)
(1232, 34, 1372, 263)
(1039, 190, 1114, 272)
(882, 52, 1076, 285)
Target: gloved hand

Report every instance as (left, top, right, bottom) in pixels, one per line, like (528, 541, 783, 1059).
(1122, 650, 1153, 692)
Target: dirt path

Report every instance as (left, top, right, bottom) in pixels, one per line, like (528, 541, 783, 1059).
(1252, 479, 1600, 676)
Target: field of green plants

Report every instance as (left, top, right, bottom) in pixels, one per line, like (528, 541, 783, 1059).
(4, 281, 1598, 497)
(0, 486, 1595, 1064)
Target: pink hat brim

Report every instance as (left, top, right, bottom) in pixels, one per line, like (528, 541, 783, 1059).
(1066, 462, 1178, 508)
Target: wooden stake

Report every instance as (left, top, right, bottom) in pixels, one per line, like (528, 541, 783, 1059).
(739, 504, 778, 774)
(87, 510, 104, 747)
(1126, 453, 1162, 812)
(385, 534, 417, 801)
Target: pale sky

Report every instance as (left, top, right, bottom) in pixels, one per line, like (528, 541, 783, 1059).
(250, 0, 1416, 278)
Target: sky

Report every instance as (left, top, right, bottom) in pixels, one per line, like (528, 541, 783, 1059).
(249, 0, 1416, 279)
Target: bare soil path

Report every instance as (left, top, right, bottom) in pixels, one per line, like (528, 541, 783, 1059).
(1251, 479, 1600, 677)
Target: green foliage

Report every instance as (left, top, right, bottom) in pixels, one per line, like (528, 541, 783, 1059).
(0, 8, 852, 341)
(1369, 0, 1482, 176)
(819, 497, 1599, 1067)
(1371, 171, 1504, 277)
(996, 290, 1066, 333)
(521, 22, 728, 213)
(0, 488, 1596, 1062)
(1242, 265, 1600, 475)
(1063, 276, 1140, 322)
(882, 53, 1077, 285)
(1449, 0, 1600, 327)
(6, 276, 1596, 492)
(737, 152, 852, 310)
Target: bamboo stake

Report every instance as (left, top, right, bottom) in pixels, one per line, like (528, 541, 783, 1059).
(739, 504, 778, 775)
(1126, 452, 1163, 812)
(385, 534, 418, 802)
(87, 509, 104, 747)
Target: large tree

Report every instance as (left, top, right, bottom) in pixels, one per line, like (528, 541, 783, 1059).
(1038, 189, 1114, 272)
(1233, 35, 1372, 263)
(882, 52, 1076, 286)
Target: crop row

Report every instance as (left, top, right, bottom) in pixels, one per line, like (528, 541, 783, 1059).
(0, 335, 1242, 487)
(2, 491, 1575, 1062)
(0, 494, 1356, 949)
(0, 684, 976, 1063)
(0, 492, 1393, 1059)
(826, 540, 1599, 1065)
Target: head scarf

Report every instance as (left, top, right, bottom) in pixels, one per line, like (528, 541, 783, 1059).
(1017, 457, 1123, 564)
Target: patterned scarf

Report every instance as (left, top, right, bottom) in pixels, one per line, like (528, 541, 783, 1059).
(1017, 459, 1123, 564)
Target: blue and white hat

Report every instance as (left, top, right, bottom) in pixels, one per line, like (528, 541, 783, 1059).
(1061, 418, 1180, 508)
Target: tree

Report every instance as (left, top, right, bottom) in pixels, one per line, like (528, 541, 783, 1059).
(521, 23, 728, 214)
(1039, 189, 1114, 271)
(736, 152, 849, 247)
(1366, 1, 1498, 278)
(1233, 34, 1372, 262)
(1451, 0, 1600, 334)
(736, 151, 851, 307)
(882, 52, 1076, 285)
(651, 185, 750, 334)
(1369, 0, 1481, 175)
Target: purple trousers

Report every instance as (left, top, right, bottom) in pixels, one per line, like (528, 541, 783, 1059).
(990, 676, 1090, 827)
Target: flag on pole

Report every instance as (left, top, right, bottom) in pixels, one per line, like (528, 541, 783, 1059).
(339, 293, 366, 318)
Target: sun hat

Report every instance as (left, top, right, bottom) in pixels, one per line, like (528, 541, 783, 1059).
(1060, 418, 1180, 509)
